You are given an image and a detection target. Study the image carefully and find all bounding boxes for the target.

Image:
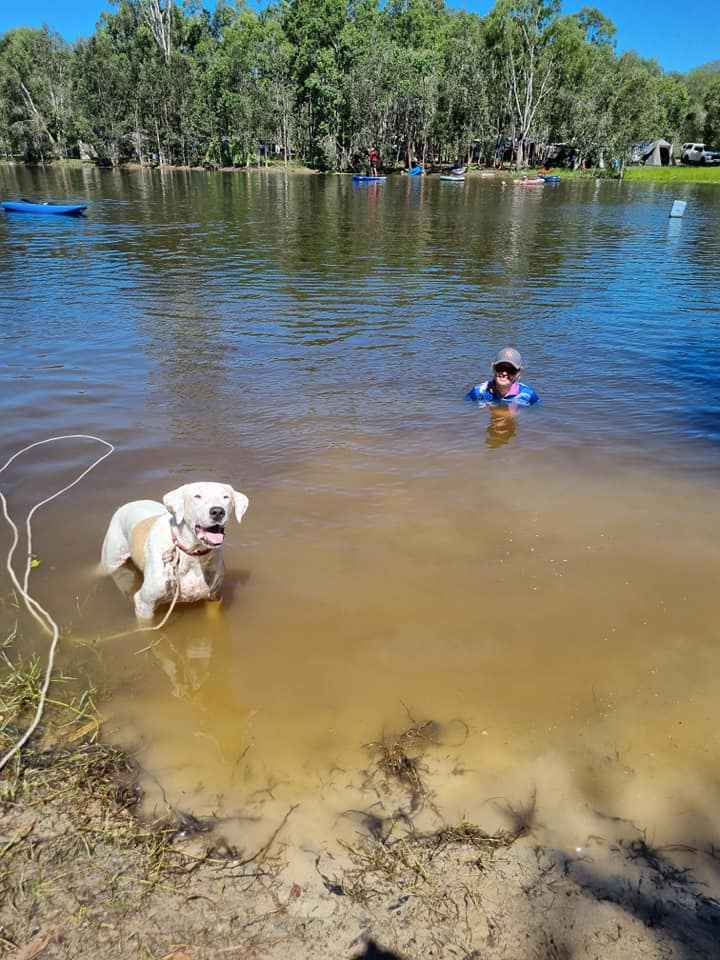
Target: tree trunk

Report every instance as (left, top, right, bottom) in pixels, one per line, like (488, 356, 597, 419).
(154, 117, 164, 166)
(144, 0, 173, 63)
(19, 81, 57, 149)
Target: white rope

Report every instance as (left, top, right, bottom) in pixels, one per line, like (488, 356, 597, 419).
(103, 560, 181, 644)
(0, 435, 114, 772)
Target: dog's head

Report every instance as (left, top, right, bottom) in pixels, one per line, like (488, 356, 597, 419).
(162, 482, 249, 549)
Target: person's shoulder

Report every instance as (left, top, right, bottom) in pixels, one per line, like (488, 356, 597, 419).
(466, 381, 491, 401)
(517, 382, 539, 405)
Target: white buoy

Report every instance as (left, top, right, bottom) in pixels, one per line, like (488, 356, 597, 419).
(669, 200, 687, 218)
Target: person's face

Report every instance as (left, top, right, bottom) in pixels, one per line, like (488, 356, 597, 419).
(493, 362, 520, 388)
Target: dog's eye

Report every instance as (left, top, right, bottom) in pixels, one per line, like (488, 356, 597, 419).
(193, 494, 202, 500)
(223, 495, 229, 500)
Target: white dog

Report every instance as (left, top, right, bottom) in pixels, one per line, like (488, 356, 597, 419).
(100, 481, 249, 621)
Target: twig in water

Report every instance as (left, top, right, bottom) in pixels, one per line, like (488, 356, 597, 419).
(238, 803, 300, 866)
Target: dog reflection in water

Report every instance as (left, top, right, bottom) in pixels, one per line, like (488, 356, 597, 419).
(108, 559, 224, 698)
(152, 631, 215, 702)
(145, 598, 227, 701)
(149, 606, 253, 768)
(486, 406, 518, 448)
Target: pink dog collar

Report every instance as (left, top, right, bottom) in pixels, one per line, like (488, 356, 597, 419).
(171, 529, 212, 557)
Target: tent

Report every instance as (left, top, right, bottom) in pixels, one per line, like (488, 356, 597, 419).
(632, 139, 673, 166)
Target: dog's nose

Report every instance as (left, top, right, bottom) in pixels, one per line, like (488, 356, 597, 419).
(209, 506, 225, 523)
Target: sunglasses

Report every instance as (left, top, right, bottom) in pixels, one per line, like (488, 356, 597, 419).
(494, 364, 519, 376)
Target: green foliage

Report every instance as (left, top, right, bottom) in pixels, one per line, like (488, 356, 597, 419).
(0, 27, 76, 161)
(702, 77, 720, 145)
(0, 0, 708, 171)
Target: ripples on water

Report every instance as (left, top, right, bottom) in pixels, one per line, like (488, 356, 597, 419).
(1, 164, 720, 860)
(2, 167, 719, 469)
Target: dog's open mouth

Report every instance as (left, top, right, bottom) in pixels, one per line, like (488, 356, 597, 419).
(195, 523, 225, 547)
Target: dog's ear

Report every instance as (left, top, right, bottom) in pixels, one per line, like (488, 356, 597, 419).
(228, 487, 249, 523)
(163, 486, 186, 525)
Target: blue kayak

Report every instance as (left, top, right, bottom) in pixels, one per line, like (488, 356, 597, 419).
(539, 175, 560, 183)
(2, 200, 88, 216)
(352, 175, 386, 182)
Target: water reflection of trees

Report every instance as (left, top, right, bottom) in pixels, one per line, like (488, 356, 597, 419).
(112, 169, 642, 434)
(9, 166, 719, 452)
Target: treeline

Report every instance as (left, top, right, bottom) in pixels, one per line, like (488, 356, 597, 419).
(0, 0, 718, 171)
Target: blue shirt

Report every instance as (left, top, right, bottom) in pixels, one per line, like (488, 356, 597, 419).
(465, 380, 539, 406)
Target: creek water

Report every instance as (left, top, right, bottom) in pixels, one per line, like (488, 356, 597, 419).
(1, 164, 720, 865)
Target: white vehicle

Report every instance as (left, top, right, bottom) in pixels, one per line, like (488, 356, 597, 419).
(681, 143, 720, 165)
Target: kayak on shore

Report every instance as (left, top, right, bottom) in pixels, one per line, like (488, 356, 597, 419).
(352, 175, 386, 183)
(440, 174, 465, 181)
(2, 199, 88, 216)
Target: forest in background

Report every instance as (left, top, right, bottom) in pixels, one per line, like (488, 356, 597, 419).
(0, 0, 719, 171)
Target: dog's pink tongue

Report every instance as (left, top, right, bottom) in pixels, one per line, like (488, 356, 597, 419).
(204, 529, 225, 545)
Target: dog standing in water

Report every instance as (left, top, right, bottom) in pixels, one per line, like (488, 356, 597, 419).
(100, 482, 249, 620)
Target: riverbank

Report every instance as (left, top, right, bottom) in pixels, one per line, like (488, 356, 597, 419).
(4, 158, 720, 184)
(5, 160, 720, 185)
(533, 165, 720, 183)
(2, 653, 719, 960)
(623, 165, 720, 183)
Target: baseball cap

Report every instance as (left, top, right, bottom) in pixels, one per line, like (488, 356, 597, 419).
(492, 347, 523, 371)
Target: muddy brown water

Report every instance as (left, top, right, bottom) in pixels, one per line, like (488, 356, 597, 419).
(2, 165, 720, 870)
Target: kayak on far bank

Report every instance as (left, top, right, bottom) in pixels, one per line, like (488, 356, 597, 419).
(2, 199, 88, 216)
(352, 175, 387, 182)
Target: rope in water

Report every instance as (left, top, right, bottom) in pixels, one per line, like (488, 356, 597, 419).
(103, 562, 181, 643)
(0, 435, 187, 773)
(0, 435, 115, 771)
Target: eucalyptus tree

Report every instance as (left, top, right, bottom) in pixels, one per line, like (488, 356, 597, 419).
(282, 0, 349, 168)
(435, 11, 492, 163)
(198, 3, 265, 165)
(385, 0, 447, 167)
(96, 0, 211, 165)
(486, 0, 566, 167)
(336, 0, 402, 169)
(657, 73, 690, 150)
(72, 29, 137, 164)
(256, 9, 296, 164)
(604, 54, 669, 172)
(0, 27, 75, 162)
(702, 77, 720, 144)
(678, 62, 718, 139)
(142, 0, 173, 63)
(544, 7, 617, 167)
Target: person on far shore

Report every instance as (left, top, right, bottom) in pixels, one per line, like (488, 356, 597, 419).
(465, 347, 539, 407)
(369, 146, 380, 176)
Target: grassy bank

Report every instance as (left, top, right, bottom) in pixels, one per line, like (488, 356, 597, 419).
(623, 165, 720, 183)
(536, 165, 720, 183)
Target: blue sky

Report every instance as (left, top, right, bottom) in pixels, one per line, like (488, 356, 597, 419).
(0, 0, 717, 74)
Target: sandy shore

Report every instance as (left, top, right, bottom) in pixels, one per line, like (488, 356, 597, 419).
(1, 669, 718, 960)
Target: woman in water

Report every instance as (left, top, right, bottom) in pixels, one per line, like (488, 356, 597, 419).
(465, 347, 539, 407)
